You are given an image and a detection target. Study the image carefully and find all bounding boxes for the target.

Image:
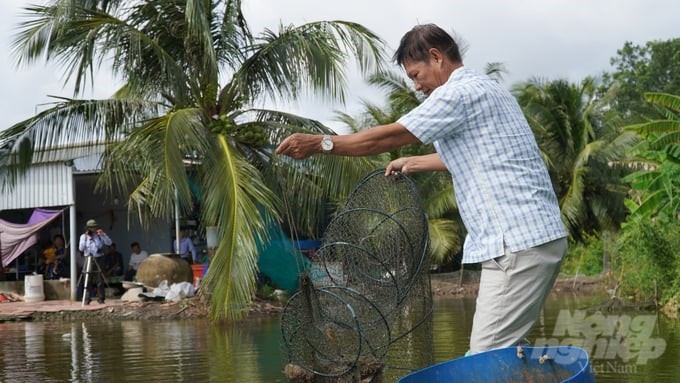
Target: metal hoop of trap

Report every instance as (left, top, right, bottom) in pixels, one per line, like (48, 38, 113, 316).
(281, 169, 433, 379)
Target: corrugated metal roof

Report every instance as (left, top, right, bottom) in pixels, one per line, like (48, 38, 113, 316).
(32, 143, 106, 164)
(73, 153, 103, 174)
(0, 163, 74, 210)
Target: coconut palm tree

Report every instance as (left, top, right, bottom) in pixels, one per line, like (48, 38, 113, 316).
(513, 77, 639, 241)
(0, 0, 385, 319)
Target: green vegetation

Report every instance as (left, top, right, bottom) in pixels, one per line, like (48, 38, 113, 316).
(603, 38, 680, 120)
(1, 3, 678, 316)
(513, 77, 637, 241)
(560, 234, 604, 277)
(513, 44, 680, 309)
(610, 92, 680, 307)
(0, 0, 384, 320)
(611, 218, 680, 303)
(623, 93, 680, 220)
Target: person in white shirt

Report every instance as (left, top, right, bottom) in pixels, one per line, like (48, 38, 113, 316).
(77, 219, 112, 304)
(126, 242, 149, 281)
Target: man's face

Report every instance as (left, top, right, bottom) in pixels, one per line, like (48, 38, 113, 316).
(404, 58, 445, 97)
(132, 245, 140, 254)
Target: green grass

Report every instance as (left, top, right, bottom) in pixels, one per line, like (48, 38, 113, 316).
(611, 217, 680, 303)
(561, 234, 605, 276)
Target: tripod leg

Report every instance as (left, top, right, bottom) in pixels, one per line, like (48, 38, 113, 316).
(81, 257, 92, 307)
(92, 257, 108, 302)
(92, 258, 110, 289)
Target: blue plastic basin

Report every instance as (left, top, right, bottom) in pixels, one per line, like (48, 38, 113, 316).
(397, 346, 594, 383)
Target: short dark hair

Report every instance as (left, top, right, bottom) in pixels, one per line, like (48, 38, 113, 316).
(131, 242, 140, 248)
(393, 24, 462, 66)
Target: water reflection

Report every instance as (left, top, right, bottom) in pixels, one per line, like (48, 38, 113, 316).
(0, 294, 677, 382)
(0, 318, 286, 382)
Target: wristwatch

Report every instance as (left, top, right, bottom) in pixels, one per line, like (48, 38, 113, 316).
(321, 134, 334, 153)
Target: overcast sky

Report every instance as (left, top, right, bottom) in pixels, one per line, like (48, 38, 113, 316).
(1, 0, 678, 130)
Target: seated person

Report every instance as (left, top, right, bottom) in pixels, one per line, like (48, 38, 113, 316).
(43, 234, 67, 280)
(125, 242, 149, 281)
(102, 243, 124, 281)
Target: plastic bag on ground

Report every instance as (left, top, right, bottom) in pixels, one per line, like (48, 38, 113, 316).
(152, 280, 170, 296)
(165, 281, 195, 302)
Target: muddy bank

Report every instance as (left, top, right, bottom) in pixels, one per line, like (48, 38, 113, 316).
(3, 272, 604, 322)
(17, 296, 284, 322)
(430, 271, 605, 298)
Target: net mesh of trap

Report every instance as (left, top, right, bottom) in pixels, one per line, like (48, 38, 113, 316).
(281, 169, 433, 378)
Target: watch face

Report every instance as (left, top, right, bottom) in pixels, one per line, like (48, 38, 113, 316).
(322, 136, 333, 151)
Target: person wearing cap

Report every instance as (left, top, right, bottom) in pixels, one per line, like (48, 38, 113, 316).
(78, 219, 113, 304)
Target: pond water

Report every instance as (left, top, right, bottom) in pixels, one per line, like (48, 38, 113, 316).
(0, 293, 678, 382)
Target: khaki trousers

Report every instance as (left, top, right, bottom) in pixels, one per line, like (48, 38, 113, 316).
(469, 237, 567, 353)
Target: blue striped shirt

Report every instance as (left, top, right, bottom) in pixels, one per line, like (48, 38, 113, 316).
(398, 67, 566, 263)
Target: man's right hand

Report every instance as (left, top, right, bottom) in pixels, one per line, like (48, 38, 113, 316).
(275, 133, 323, 159)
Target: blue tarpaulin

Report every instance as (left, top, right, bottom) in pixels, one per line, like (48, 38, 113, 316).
(255, 223, 317, 293)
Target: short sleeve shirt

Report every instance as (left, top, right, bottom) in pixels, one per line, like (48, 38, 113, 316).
(398, 67, 566, 263)
(129, 250, 149, 270)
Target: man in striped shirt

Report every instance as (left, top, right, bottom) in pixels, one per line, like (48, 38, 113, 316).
(276, 24, 567, 354)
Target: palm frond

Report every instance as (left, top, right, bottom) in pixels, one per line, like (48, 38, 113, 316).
(559, 164, 587, 238)
(185, 0, 219, 104)
(514, 77, 634, 240)
(367, 70, 422, 113)
(333, 111, 364, 133)
(0, 97, 156, 186)
(484, 61, 507, 83)
(268, 153, 378, 237)
(363, 102, 392, 125)
(225, 20, 385, 106)
(416, 173, 456, 218)
(597, 131, 641, 162)
(213, 0, 252, 68)
(13, 2, 191, 102)
(428, 218, 461, 266)
(99, 108, 211, 220)
(200, 134, 279, 320)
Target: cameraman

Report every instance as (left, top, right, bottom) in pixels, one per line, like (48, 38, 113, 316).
(77, 219, 112, 304)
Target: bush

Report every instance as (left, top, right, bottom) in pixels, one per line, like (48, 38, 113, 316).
(561, 234, 605, 276)
(257, 282, 276, 300)
(611, 218, 680, 303)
